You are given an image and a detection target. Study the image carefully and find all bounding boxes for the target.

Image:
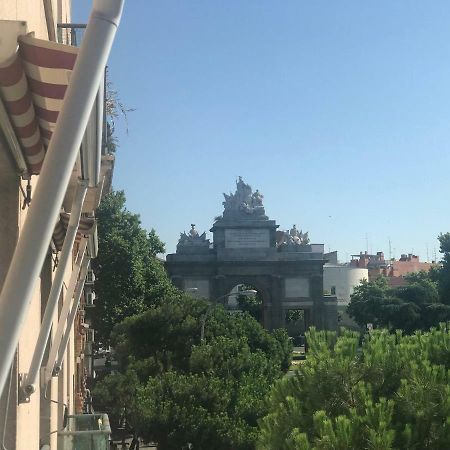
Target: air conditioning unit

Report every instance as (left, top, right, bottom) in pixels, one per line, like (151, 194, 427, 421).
(86, 269, 95, 285)
(85, 291, 96, 307)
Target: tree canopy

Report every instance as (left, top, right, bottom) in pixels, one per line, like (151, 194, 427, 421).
(347, 233, 450, 333)
(94, 295, 292, 449)
(258, 326, 450, 450)
(91, 190, 175, 344)
(437, 232, 450, 304)
(347, 272, 450, 333)
(237, 285, 263, 323)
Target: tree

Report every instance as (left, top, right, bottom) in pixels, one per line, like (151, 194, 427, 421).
(347, 276, 391, 328)
(437, 232, 450, 304)
(94, 295, 292, 449)
(91, 190, 175, 344)
(258, 326, 450, 450)
(237, 286, 263, 322)
(347, 273, 450, 333)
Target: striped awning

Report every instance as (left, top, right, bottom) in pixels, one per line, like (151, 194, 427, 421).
(52, 212, 96, 252)
(0, 34, 78, 174)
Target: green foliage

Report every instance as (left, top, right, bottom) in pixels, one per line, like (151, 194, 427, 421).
(347, 232, 450, 333)
(438, 232, 450, 304)
(91, 190, 175, 344)
(258, 326, 450, 450)
(95, 296, 292, 449)
(286, 309, 305, 323)
(237, 286, 263, 322)
(347, 273, 450, 333)
(135, 372, 256, 450)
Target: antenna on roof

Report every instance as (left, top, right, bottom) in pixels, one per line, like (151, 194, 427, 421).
(388, 238, 392, 260)
(365, 233, 368, 253)
(426, 244, 429, 263)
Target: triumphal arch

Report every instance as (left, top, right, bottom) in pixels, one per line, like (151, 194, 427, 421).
(165, 178, 337, 331)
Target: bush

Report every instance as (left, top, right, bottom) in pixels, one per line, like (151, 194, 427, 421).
(258, 326, 450, 450)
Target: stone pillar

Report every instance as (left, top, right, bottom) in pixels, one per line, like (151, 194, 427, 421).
(170, 276, 184, 290)
(268, 276, 283, 329)
(311, 275, 325, 329)
(262, 292, 272, 330)
(211, 275, 227, 302)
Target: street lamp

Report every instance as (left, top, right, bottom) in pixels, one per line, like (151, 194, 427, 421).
(200, 289, 257, 342)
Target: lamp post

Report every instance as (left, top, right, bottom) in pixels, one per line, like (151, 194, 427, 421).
(200, 289, 257, 343)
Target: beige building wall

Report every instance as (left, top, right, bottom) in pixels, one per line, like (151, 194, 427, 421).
(16, 283, 42, 450)
(0, 1, 77, 449)
(0, 0, 71, 41)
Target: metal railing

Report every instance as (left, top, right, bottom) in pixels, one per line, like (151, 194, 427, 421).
(58, 413, 111, 450)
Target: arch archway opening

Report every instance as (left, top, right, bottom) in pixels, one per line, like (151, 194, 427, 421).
(226, 284, 263, 324)
(285, 309, 307, 345)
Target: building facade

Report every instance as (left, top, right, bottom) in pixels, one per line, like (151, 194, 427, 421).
(323, 263, 368, 329)
(350, 251, 437, 286)
(0, 2, 118, 448)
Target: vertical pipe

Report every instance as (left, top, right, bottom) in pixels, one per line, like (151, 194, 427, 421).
(45, 251, 90, 384)
(21, 181, 87, 394)
(46, 257, 90, 383)
(0, 0, 124, 397)
(21, 238, 87, 398)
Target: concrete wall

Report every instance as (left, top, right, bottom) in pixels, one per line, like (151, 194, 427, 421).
(323, 265, 367, 330)
(323, 265, 368, 305)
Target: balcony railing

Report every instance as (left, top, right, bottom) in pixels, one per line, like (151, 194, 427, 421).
(58, 413, 111, 450)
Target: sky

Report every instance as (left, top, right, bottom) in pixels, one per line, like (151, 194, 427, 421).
(73, 1, 450, 261)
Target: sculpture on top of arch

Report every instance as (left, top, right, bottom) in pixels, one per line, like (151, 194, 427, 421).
(221, 176, 268, 219)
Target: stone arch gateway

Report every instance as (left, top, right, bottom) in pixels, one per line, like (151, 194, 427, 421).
(165, 178, 337, 331)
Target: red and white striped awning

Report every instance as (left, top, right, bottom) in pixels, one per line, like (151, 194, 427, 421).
(52, 212, 96, 252)
(0, 35, 78, 174)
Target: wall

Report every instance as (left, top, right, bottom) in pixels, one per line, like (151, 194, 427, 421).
(0, 1, 73, 449)
(0, 0, 71, 41)
(323, 265, 368, 305)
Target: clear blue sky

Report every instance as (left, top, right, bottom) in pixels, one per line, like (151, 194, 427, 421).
(74, 1, 450, 261)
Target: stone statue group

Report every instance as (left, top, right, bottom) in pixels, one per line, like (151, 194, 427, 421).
(277, 224, 310, 250)
(222, 176, 266, 216)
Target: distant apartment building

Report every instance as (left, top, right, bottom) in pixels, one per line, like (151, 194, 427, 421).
(350, 251, 437, 286)
(0, 1, 119, 448)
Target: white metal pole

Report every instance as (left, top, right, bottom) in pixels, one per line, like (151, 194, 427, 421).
(21, 183, 87, 394)
(46, 257, 90, 383)
(0, 0, 124, 397)
(22, 235, 88, 396)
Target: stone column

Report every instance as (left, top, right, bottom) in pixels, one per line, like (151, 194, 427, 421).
(268, 275, 283, 329)
(311, 275, 325, 329)
(170, 276, 184, 290)
(211, 275, 227, 302)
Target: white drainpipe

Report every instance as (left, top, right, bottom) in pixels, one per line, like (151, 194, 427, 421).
(0, 0, 124, 397)
(46, 256, 91, 383)
(21, 232, 88, 397)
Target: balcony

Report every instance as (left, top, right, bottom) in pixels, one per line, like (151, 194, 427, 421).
(86, 269, 96, 285)
(85, 291, 96, 307)
(58, 413, 111, 450)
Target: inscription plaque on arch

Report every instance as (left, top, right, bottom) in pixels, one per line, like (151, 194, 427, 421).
(225, 228, 270, 248)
